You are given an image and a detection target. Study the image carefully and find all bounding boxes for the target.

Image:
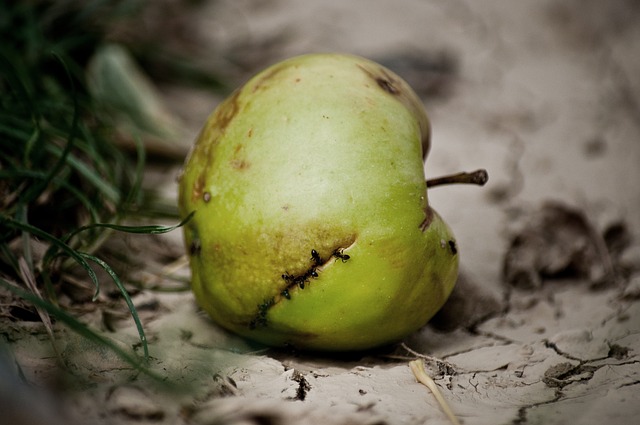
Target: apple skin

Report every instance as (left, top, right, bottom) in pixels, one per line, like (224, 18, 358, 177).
(178, 53, 458, 351)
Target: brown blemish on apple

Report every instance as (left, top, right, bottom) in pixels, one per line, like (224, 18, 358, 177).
(192, 173, 206, 203)
(189, 90, 243, 202)
(357, 63, 431, 159)
(212, 89, 241, 132)
(420, 206, 434, 231)
(230, 159, 250, 170)
(375, 74, 401, 95)
(230, 144, 251, 170)
(356, 64, 402, 96)
(252, 62, 290, 93)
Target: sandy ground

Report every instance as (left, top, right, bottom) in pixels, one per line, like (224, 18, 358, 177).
(3, 1, 640, 424)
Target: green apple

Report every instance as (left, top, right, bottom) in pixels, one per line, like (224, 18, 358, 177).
(178, 53, 486, 351)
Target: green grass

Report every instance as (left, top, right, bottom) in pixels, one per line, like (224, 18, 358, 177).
(0, 0, 208, 372)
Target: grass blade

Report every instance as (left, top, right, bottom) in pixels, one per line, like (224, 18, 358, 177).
(0, 276, 151, 376)
(79, 252, 149, 360)
(65, 211, 195, 242)
(18, 257, 59, 359)
(18, 53, 80, 206)
(0, 215, 100, 293)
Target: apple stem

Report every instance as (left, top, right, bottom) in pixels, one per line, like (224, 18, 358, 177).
(426, 169, 488, 188)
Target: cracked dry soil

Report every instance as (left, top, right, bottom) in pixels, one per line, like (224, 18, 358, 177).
(2, 1, 640, 424)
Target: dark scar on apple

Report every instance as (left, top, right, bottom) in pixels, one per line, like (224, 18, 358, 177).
(356, 64, 402, 96)
(420, 206, 434, 231)
(251, 62, 288, 93)
(282, 265, 318, 290)
(376, 76, 400, 95)
(448, 240, 458, 255)
(249, 297, 275, 329)
(189, 240, 201, 256)
(250, 245, 353, 328)
(279, 247, 352, 298)
(188, 227, 201, 256)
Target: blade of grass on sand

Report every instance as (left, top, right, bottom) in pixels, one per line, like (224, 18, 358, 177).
(18, 257, 59, 358)
(79, 252, 148, 360)
(0, 276, 158, 379)
(1, 215, 100, 291)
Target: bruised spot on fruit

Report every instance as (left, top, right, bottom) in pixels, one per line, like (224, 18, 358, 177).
(192, 173, 206, 203)
(448, 240, 458, 255)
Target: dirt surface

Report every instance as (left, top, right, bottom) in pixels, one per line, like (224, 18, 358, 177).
(3, 1, 640, 424)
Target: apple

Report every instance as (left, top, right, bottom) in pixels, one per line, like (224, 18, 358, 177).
(178, 53, 486, 351)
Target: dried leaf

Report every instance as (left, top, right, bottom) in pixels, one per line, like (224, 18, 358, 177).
(502, 201, 618, 289)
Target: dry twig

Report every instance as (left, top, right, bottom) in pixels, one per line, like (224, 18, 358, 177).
(409, 359, 461, 425)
